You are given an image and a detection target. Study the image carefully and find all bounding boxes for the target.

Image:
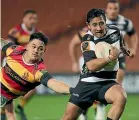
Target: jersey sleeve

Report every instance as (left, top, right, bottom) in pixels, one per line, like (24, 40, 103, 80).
(7, 27, 20, 42)
(125, 18, 136, 36)
(37, 70, 53, 87)
(2, 42, 17, 56)
(81, 35, 96, 63)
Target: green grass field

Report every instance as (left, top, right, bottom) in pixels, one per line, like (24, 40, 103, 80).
(15, 94, 139, 120)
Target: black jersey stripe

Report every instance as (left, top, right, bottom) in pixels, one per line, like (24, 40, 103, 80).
(80, 71, 117, 79)
(1, 82, 19, 97)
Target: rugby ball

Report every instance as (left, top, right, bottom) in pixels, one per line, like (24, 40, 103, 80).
(95, 42, 117, 70)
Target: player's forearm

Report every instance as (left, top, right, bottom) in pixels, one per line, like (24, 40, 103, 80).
(47, 79, 70, 94)
(69, 44, 78, 63)
(86, 58, 109, 71)
(129, 33, 138, 53)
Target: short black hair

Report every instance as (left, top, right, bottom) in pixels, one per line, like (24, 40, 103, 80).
(23, 9, 37, 17)
(86, 8, 106, 23)
(106, 0, 120, 5)
(29, 32, 48, 45)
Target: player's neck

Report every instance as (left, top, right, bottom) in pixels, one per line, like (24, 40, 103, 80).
(26, 26, 33, 31)
(23, 23, 33, 31)
(23, 52, 40, 65)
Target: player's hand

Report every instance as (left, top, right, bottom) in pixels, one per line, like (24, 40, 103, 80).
(120, 46, 131, 57)
(129, 49, 136, 58)
(72, 62, 80, 73)
(109, 46, 120, 61)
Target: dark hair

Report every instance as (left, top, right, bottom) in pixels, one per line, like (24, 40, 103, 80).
(86, 8, 106, 23)
(23, 9, 37, 17)
(106, 0, 120, 5)
(29, 32, 48, 45)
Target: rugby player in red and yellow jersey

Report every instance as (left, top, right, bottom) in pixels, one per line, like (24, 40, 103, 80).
(0, 32, 71, 120)
(7, 10, 39, 46)
(1, 10, 41, 120)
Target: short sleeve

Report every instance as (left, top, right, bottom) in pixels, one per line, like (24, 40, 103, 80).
(81, 35, 97, 63)
(125, 19, 136, 36)
(8, 27, 20, 42)
(2, 42, 17, 56)
(38, 70, 53, 87)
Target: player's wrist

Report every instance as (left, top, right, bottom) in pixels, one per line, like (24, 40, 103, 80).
(105, 56, 112, 63)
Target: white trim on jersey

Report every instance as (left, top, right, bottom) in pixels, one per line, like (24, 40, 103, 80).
(127, 19, 134, 32)
(81, 76, 115, 82)
(21, 23, 35, 34)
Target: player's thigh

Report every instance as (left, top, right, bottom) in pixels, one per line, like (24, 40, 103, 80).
(5, 101, 16, 120)
(104, 84, 127, 104)
(63, 102, 84, 120)
(23, 88, 36, 99)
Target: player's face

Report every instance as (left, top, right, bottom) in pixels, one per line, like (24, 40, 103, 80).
(23, 13, 38, 29)
(87, 16, 106, 38)
(26, 39, 46, 62)
(106, 3, 119, 20)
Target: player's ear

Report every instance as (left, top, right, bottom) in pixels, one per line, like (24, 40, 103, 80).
(44, 48, 46, 52)
(86, 22, 91, 30)
(25, 43, 29, 51)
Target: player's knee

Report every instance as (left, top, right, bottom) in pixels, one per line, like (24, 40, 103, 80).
(117, 69, 125, 77)
(63, 112, 77, 120)
(5, 112, 15, 120)
(115, 91, 127, 107)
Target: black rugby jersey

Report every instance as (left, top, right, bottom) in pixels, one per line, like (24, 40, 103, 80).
(80, 25, 121, 82)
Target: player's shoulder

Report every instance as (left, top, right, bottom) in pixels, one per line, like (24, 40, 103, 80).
(8, 24, 21, 35)
(107, 25, 120, 33)
(82, 33, 93, 42)
(10, 45, 25, 55)
(118, 14, 132, 23)
(81, 33, 95, 52)
(37, 59, 46, 70)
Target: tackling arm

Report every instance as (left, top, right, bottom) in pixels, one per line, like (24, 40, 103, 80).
(47, 78, 70, 94)
(39, 70, 71, 94)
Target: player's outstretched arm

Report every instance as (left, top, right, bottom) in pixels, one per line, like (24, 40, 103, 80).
(47, 78, 70, 94)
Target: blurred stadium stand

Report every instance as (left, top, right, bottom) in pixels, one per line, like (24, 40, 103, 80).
(1, 0, 139, 93)
(1, 0, 139, 73)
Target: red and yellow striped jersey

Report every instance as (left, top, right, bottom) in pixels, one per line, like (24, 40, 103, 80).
(1, 43, 52, 100)
(8, 24, 39, 46)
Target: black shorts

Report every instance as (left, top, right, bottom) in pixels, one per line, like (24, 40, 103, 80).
(69, 80, 118, 110)
(118, 56, 126, 70)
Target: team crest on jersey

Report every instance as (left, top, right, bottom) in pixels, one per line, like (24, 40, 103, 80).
(22, 72, 29, 80)
(82, 41, 90, 52)
(109, 33, 119, 42)
(87, 35, 91, 40)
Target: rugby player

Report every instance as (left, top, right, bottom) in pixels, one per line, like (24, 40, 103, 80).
(93, 1, 139, 119)
(0, 32, 71, 120)
(106, 0, 138, 85)
(1, 9, 40, 120)
(63, 8, 130, 120)
(69, 1, 138, 119)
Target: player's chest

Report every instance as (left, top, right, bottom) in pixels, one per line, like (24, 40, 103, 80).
(6, 56, 40, 83)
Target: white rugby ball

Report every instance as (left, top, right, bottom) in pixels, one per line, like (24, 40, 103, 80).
(95, 42, 117, 70)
